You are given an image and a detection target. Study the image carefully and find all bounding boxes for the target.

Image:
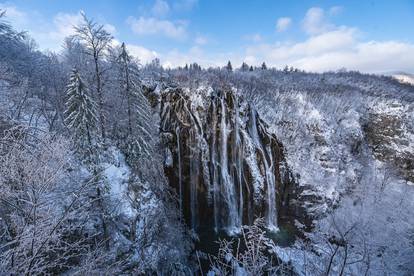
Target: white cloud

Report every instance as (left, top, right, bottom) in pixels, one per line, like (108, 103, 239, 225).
(161, 46, 205, 68)
(246, 27, 355, 62)
(239, 7, 414, 73)
(126, 44, 159, 64)
(244, 55, 257, 65)
(245, 26, 414, 73)
(0, 4, 83, 51)
(104, 23, 117, 34)
(294, 41, 414, 73)
(276, 17, 292, 32)
(155, 46, 244, 68)
(151, 0, 170, 17)
(302, 7, 333, 35)
(0, 3, 29, 29)
(110, 39, 158, 65)
(48, 12, 83, 39)
(127, 16, 187, 40)
(0, 5, 116, 51)
(43, 11, 119, 51)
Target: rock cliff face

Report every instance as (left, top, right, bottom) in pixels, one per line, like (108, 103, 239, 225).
(363, 101, 414, 183)
(153, 85, 305, 235)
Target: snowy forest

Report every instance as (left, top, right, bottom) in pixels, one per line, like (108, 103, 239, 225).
(1, 9, 414, 275)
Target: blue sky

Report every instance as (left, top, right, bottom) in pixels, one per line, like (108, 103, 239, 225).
(1, 0, 414, 72)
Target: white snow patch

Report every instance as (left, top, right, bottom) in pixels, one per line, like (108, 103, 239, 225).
(393, 74, 414, 85)
(102, 147, 135, 217)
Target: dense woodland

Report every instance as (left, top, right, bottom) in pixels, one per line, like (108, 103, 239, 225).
(1, 11, 414, 275)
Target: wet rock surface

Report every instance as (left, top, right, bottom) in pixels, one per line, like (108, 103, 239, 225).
(150, 85, 312, 240)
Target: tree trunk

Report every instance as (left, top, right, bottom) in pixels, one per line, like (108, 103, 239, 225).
(124, 61, 133, 136)
(94, 54, 106, 143)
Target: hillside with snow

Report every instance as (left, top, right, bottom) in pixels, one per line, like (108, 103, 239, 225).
(1, 7, 413, 275)
(393, 72, 414, 85)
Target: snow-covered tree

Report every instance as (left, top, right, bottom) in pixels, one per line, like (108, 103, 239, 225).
(226, 60, 233, 72)
(111, 44, 155, 166)
(117, 42, 135, 136)
(207, 219, 290, 274)
(73, 13, 113, 142)
(64, 68, 99, 154)
(240, 62, 249, 71)
(0, 9, 25, 41)
(0, 123, 105, 275)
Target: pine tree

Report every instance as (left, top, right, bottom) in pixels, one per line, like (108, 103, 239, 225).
(226, 61, 233, 72)
(73, 13, 113, 143)
(240, 62, 249, 71)
(64, 68, 98, 153)
(261, 62, 267, 70)
(65, 69, 108, 249)
(118, 42, 135, 136)
(116, 43, 153, 162)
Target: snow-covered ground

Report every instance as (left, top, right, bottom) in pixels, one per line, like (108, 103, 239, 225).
(393, 73, 414, 85)
(102, 146, 135, 217)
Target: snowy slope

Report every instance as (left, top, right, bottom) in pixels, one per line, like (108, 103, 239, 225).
(392, 73, 414, 85)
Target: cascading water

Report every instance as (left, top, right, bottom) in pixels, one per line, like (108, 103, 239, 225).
(249, 110, 278, 231)
(219, 95, 240, 234)
(159, 86, 291, 236)
(233, 96, 244, 228)
(265, 144, 278, 230)
(176, 126, 183, 213)
(189, 129, 198, 230)
(210, 101, 219, 231)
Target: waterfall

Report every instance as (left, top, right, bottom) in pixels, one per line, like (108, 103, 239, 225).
(233, 97, 244, 226)
(189, 129, 198, 230)
(220, 96, 240, 234)
(161, 88, 285, 236)
(176, 126, 183, 213)
(264, 145, 278, 231)
(211, 101, 219, 231)
(250, 109, 260, 143)
(250, 110, 278, 231)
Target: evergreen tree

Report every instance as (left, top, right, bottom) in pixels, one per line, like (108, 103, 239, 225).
(249, 65, 254, 71)
(226, 60, 233, 72)
(150, 58, 161, 68)
(240, 62, 249, 71)
(261, 62, 267, 70)
(65, 69, 108, 249)
(190, 63, 201, 71)
(116, 43, 153, 161)
(73, 13, 113, 143)
(118, 42, 135, 136)
(64, 69, 99, 154)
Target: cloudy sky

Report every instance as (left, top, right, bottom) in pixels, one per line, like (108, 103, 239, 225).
(1, 0, 414, 73)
